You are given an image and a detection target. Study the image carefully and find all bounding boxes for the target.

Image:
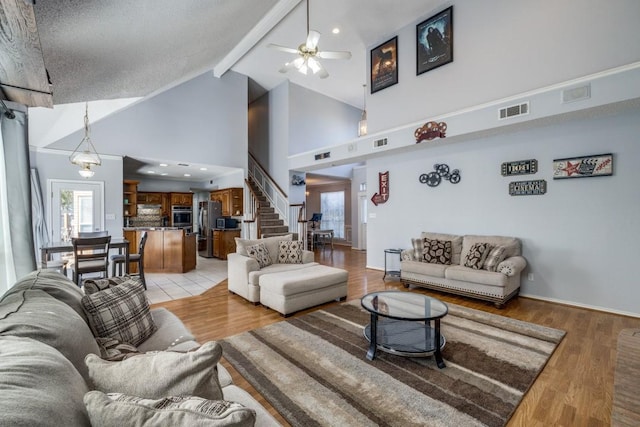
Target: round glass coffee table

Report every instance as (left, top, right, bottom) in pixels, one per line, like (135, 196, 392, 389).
(361, 291, 448, 368)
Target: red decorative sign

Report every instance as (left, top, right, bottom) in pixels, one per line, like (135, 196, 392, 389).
(371, 171, 389, 206)
(414, 121, 447, 143)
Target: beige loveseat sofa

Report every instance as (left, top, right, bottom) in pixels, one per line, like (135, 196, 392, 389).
(401, 232, 527, 307)
(228, 234, 348, 316)
(0, 270, 280, 426)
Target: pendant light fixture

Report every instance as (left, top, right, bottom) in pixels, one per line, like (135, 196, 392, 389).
(69, 102, 101, 178)
(358, 84, 367, 137)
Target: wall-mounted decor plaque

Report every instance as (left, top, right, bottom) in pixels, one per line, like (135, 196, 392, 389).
(509, 180, 547, 196)
(415, 121, 447, 143)
(501, 159, 538, 176)
(371, 171, 389, 206)
(553, 153, 613, 179)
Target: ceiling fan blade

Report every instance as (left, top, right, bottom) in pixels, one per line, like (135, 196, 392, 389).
(316, 60, 329, 79)
(279, 57, 305, 74)
(306, 30, 321, 50)
(267, 43, 300, 54)
(317, 50, 352, 60)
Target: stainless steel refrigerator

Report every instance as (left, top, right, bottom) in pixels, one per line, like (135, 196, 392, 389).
(198, 201, 222, 258)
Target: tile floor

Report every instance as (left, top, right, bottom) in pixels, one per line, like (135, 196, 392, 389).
(143, 257, 228, 304)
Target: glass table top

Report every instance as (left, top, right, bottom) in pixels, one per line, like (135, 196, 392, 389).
(361, 291, 448, 321)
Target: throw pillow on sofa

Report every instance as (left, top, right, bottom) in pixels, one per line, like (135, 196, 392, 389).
(85, 341, 224, 401)
(483, 246, 507, 272)
(245, 243, 272, 268)
(463, 242, 493, 269)
(277, 240, 303, 264)
(411, 238, 424, 261)
(84, 391, 256, 427)
(422, 238, 452, 264)
(83, 275, 141, 295)
(235, 234, 292, 265)
(82, 279, 157, 346)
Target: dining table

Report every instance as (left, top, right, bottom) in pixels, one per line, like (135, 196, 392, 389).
(40, 237, 130, 274)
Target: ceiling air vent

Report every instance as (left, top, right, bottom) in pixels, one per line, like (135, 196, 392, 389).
(498, 102, 529, 120)
(314, 151, 330, 161)
(373, 138, 388, 148)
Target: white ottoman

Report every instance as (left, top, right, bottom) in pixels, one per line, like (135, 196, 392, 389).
(259, 265, 348, 316)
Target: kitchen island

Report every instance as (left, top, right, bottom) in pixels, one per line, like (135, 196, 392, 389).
(123, 228, 196, 273)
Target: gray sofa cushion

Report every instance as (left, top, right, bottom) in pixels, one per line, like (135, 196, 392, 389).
(0, 289, 100, 382)
(247, 262, 319, 286)
(421, 232, 463, 265)
(444, 265, 508, 287)
(7, 270, 88, 322)
(136, 307, 196, 352)
(401, 260, 448, 278)
(0, 336, 91, 426)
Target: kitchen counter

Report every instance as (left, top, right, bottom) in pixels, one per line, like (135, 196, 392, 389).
(123, 228, 196, 273)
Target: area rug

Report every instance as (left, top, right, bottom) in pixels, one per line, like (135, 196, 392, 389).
(220, 301, 566, 427)
(612, 328, 640, 426)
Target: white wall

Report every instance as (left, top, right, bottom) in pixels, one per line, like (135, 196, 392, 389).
(29, 149, 124, 237)
(367, 0, 640, 133)
(350, 166, 367, 250)
(366, 108, 640, 316)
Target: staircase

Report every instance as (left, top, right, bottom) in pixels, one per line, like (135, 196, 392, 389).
(246, 179, 292, 238)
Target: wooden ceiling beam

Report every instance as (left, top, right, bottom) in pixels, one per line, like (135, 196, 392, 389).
(0, 0, 53, 108)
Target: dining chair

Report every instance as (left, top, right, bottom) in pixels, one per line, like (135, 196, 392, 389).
(71, 236, 111, 287)
(78, 231, 109, 238)
(110, 231, 148, 289)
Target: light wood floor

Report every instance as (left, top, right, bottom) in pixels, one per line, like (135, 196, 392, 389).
(153, 246, 640, 427)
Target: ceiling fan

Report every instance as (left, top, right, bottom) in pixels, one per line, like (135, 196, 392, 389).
(267, 0, 351, 79)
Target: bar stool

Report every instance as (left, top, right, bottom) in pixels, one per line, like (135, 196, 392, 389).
(110, 231, 147, 289)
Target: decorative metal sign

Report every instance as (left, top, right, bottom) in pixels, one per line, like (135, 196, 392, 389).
(419, 164, 460, 187)
(414, 121, 447, 143)
(553, 153, 613, 179)
(501, 159, 538, 176)
(371, 171, 389, 206)
(509, 180, 547, 196)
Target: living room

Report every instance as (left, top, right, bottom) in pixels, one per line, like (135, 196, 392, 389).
(1, 0, 640, 426)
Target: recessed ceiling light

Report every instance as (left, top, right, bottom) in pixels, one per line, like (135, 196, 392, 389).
(332, 27, 340, 34)
(161, 173, 168, 176)
(184, 173, 191, 177)
(200, 167, 207, 171)
(147, 171, 155, 174)
(159, 163, 168, 167)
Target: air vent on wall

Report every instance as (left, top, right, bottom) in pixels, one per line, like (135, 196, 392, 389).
(373, 138, 388, 148)
(314, 151, 330, 161)
(498, 102, 529, 120)
(562, 84, 591, 104)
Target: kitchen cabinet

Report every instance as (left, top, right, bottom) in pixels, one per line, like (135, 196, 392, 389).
(161, 193, 171, 217)
(125, 228, 196, 273)
(210, 188, 243, 216)
(213, 229, 240, 260)
(170, 192, 193, 207)
(123, 180, 138, 218)
(137, 192, 162, 204)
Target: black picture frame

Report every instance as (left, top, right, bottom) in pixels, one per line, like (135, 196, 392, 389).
(370, 36, 398, 94)
(416, 6, 453, 75)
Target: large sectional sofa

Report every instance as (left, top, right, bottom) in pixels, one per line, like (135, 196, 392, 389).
(228, 234, 348, 316)
(0, 270, 280, 426)
(400, 232, 527, 307)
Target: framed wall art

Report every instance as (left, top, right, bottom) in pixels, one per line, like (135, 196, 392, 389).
(416, 6, 453, 75)
(552, 153, 613, 179)
(370, 36, 398, 94)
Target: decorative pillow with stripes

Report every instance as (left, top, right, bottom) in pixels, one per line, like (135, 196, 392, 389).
(81, 280, 156, 346)
(411, 238, 424, 261)
(245, 243, 272, 268)
(483, 246, 507, 272)
(278, 240, 303, 264)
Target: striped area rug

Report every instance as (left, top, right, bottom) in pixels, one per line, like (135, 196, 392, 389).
(221, 300, 565, 427)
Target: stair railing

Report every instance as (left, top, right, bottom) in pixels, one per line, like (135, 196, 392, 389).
(290, 202, 307, 248)
(248, 152, 290, 228)
(244, 178, 261, 239)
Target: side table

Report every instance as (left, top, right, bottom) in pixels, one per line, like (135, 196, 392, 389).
(383, 248, 402, 280)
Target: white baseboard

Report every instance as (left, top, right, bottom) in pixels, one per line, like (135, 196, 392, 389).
(520, 293, 640, 319)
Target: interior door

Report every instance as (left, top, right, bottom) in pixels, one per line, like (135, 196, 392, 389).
(49, 180, 104, 242)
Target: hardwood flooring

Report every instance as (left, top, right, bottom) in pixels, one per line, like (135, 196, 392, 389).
(152, 246, 640, 426)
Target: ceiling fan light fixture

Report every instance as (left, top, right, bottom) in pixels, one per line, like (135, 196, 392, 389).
(308, 57, 321, 74)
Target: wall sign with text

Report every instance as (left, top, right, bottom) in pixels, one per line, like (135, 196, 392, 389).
(509, 180, 547, 196)
(553, 153, 613, 179)
(501, 159, 538, 176)
(371, 171, 389, 206)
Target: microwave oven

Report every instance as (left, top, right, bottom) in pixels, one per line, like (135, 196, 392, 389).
(216, 217, 238, 229)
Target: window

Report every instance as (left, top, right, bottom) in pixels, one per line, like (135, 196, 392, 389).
(320, 191, 345, 238)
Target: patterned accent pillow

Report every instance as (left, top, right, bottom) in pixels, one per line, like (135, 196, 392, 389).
(84, 391, 256, 427)
(85, 341, 224, 401)
(422, 238, 452, 264)
(95, 337, 141, 361)
(81, 280, 157, 346)
(245, 243, 272, 268)
(83, 275, 141, 295)
(401, 251, 413, 261)
(411, 238, 424, 261)
(278, 240, 303, 264)
(463, 242, 493, 270)
(483, 246, 506, 272)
